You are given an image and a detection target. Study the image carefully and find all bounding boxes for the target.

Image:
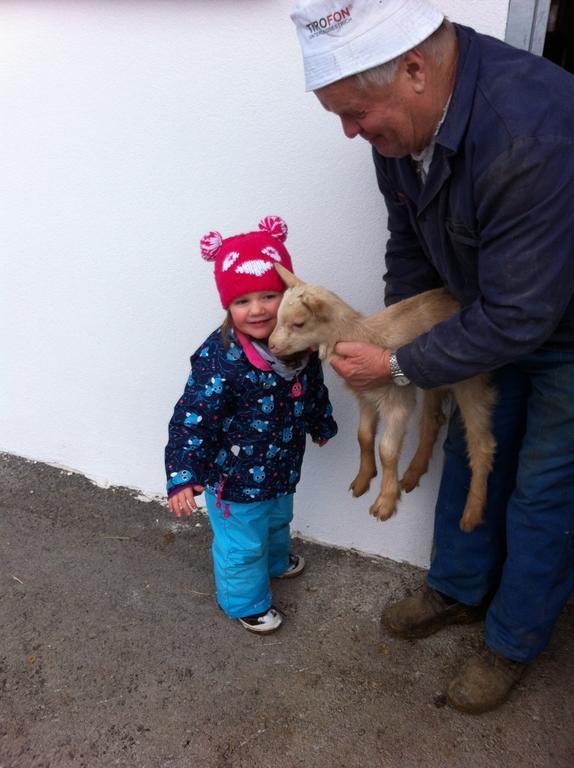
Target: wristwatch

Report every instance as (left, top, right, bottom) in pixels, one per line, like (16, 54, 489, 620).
(389, 351, 411, 387)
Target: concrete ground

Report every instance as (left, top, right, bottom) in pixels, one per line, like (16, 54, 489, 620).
(1, 453, 573, 768)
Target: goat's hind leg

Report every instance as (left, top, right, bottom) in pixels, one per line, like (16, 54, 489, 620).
(452, 375, 497, 532)
(349, 398, 379, 497)
(400, 389, 446, 492)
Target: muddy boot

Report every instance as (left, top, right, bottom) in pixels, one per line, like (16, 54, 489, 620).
(382, 584, 486, 639)
(447, 647, 527, 714)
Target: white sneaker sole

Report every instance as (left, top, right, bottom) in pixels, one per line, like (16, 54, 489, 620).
(238, 610, 283, 634)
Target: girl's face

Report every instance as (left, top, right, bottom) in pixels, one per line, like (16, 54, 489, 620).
(228, 291, 284, 341)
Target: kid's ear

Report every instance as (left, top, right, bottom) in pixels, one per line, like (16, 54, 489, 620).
(301, 293, 329, 321)
(275, 263, 304, 287)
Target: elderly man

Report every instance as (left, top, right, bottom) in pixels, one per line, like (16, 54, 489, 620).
(291, 0, 574, 714)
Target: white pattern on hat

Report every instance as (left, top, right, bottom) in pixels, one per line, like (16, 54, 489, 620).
(261, 246, 281, 262)
(222, 251, 240, 271)
(235, 260, 274, 277)
(291, 0, 444, 91)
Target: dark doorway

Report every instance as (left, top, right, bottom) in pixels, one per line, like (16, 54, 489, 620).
(543, 0, 574, 72)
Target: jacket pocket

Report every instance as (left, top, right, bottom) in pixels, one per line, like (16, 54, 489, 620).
(445, 220, 480, 248)
(445, 220, 480, 303)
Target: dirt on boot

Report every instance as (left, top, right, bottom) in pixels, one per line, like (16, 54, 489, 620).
(447, 647, 528, 714)
(382, 584, 486, 639)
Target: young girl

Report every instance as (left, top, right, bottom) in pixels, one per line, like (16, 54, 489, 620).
(165, 215, 337, 634)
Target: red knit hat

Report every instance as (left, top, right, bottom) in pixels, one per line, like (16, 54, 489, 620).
(200, 215, 294, 309)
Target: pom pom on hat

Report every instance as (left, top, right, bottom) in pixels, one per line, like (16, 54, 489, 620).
(200, 231, 223, 261)
(200, 216, 294, 308)
(258, 215, 288, 242)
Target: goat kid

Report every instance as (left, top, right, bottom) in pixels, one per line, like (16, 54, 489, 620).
(268, 264, 496, 533)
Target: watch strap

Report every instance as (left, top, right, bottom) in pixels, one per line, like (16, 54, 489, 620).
(389, 351, 411, 386)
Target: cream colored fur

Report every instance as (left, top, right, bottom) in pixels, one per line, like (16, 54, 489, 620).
(269, 265, 496, 532)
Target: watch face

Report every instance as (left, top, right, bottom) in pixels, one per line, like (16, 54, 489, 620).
(394, 374, 410, 386)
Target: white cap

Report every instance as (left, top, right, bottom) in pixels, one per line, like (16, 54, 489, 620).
(291, 0, 444, 91)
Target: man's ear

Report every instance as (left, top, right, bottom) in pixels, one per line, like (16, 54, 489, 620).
(275, 263, 304, 288)
(403, 50, 426, 94)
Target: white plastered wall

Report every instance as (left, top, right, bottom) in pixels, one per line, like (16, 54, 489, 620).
(1, 0, 509, 567)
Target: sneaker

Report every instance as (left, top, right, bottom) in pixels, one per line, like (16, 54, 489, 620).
(447, 646, 528, 714)
(238, 607, 283, 634)
(276, 554, 306, 579)
(382, 584, 487, 639)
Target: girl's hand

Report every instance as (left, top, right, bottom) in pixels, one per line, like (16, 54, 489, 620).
(168, 485, 204, 518)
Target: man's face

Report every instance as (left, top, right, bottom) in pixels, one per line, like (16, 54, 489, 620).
(316, 57, 434, 158)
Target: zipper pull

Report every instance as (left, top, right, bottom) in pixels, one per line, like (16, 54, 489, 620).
(291, 375, 302, 398)
(215, 476, 227, 509)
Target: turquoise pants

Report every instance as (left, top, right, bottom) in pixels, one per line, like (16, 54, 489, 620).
(204, 491, 294, 619)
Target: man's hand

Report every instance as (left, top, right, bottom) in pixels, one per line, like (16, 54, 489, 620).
(168, 485, 204, 518)
(330, 342, 392, 390)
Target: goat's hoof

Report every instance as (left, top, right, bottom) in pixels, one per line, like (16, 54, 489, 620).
(399, 469, 422, 493)
(369, 496, 397, 521)
(349, 474, 373, 497)
(459, 511, 482, 533)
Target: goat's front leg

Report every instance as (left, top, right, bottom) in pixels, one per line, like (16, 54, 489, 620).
(452, 375, 497, 532)
(400, 389, 446, 492)
(370, 389, 416, 521)
(349, 398, 379, 497)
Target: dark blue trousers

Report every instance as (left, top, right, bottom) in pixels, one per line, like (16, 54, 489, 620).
(427, 349, 574, 662)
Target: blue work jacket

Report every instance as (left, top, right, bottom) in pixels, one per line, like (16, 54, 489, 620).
(375, 24, 574, 388)
(165, 327, 338, 502)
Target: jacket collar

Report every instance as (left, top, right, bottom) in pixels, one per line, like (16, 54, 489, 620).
(232, 329, 272, 371)
(416, 25, 479, 214)
(435, 24, 479, 156)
